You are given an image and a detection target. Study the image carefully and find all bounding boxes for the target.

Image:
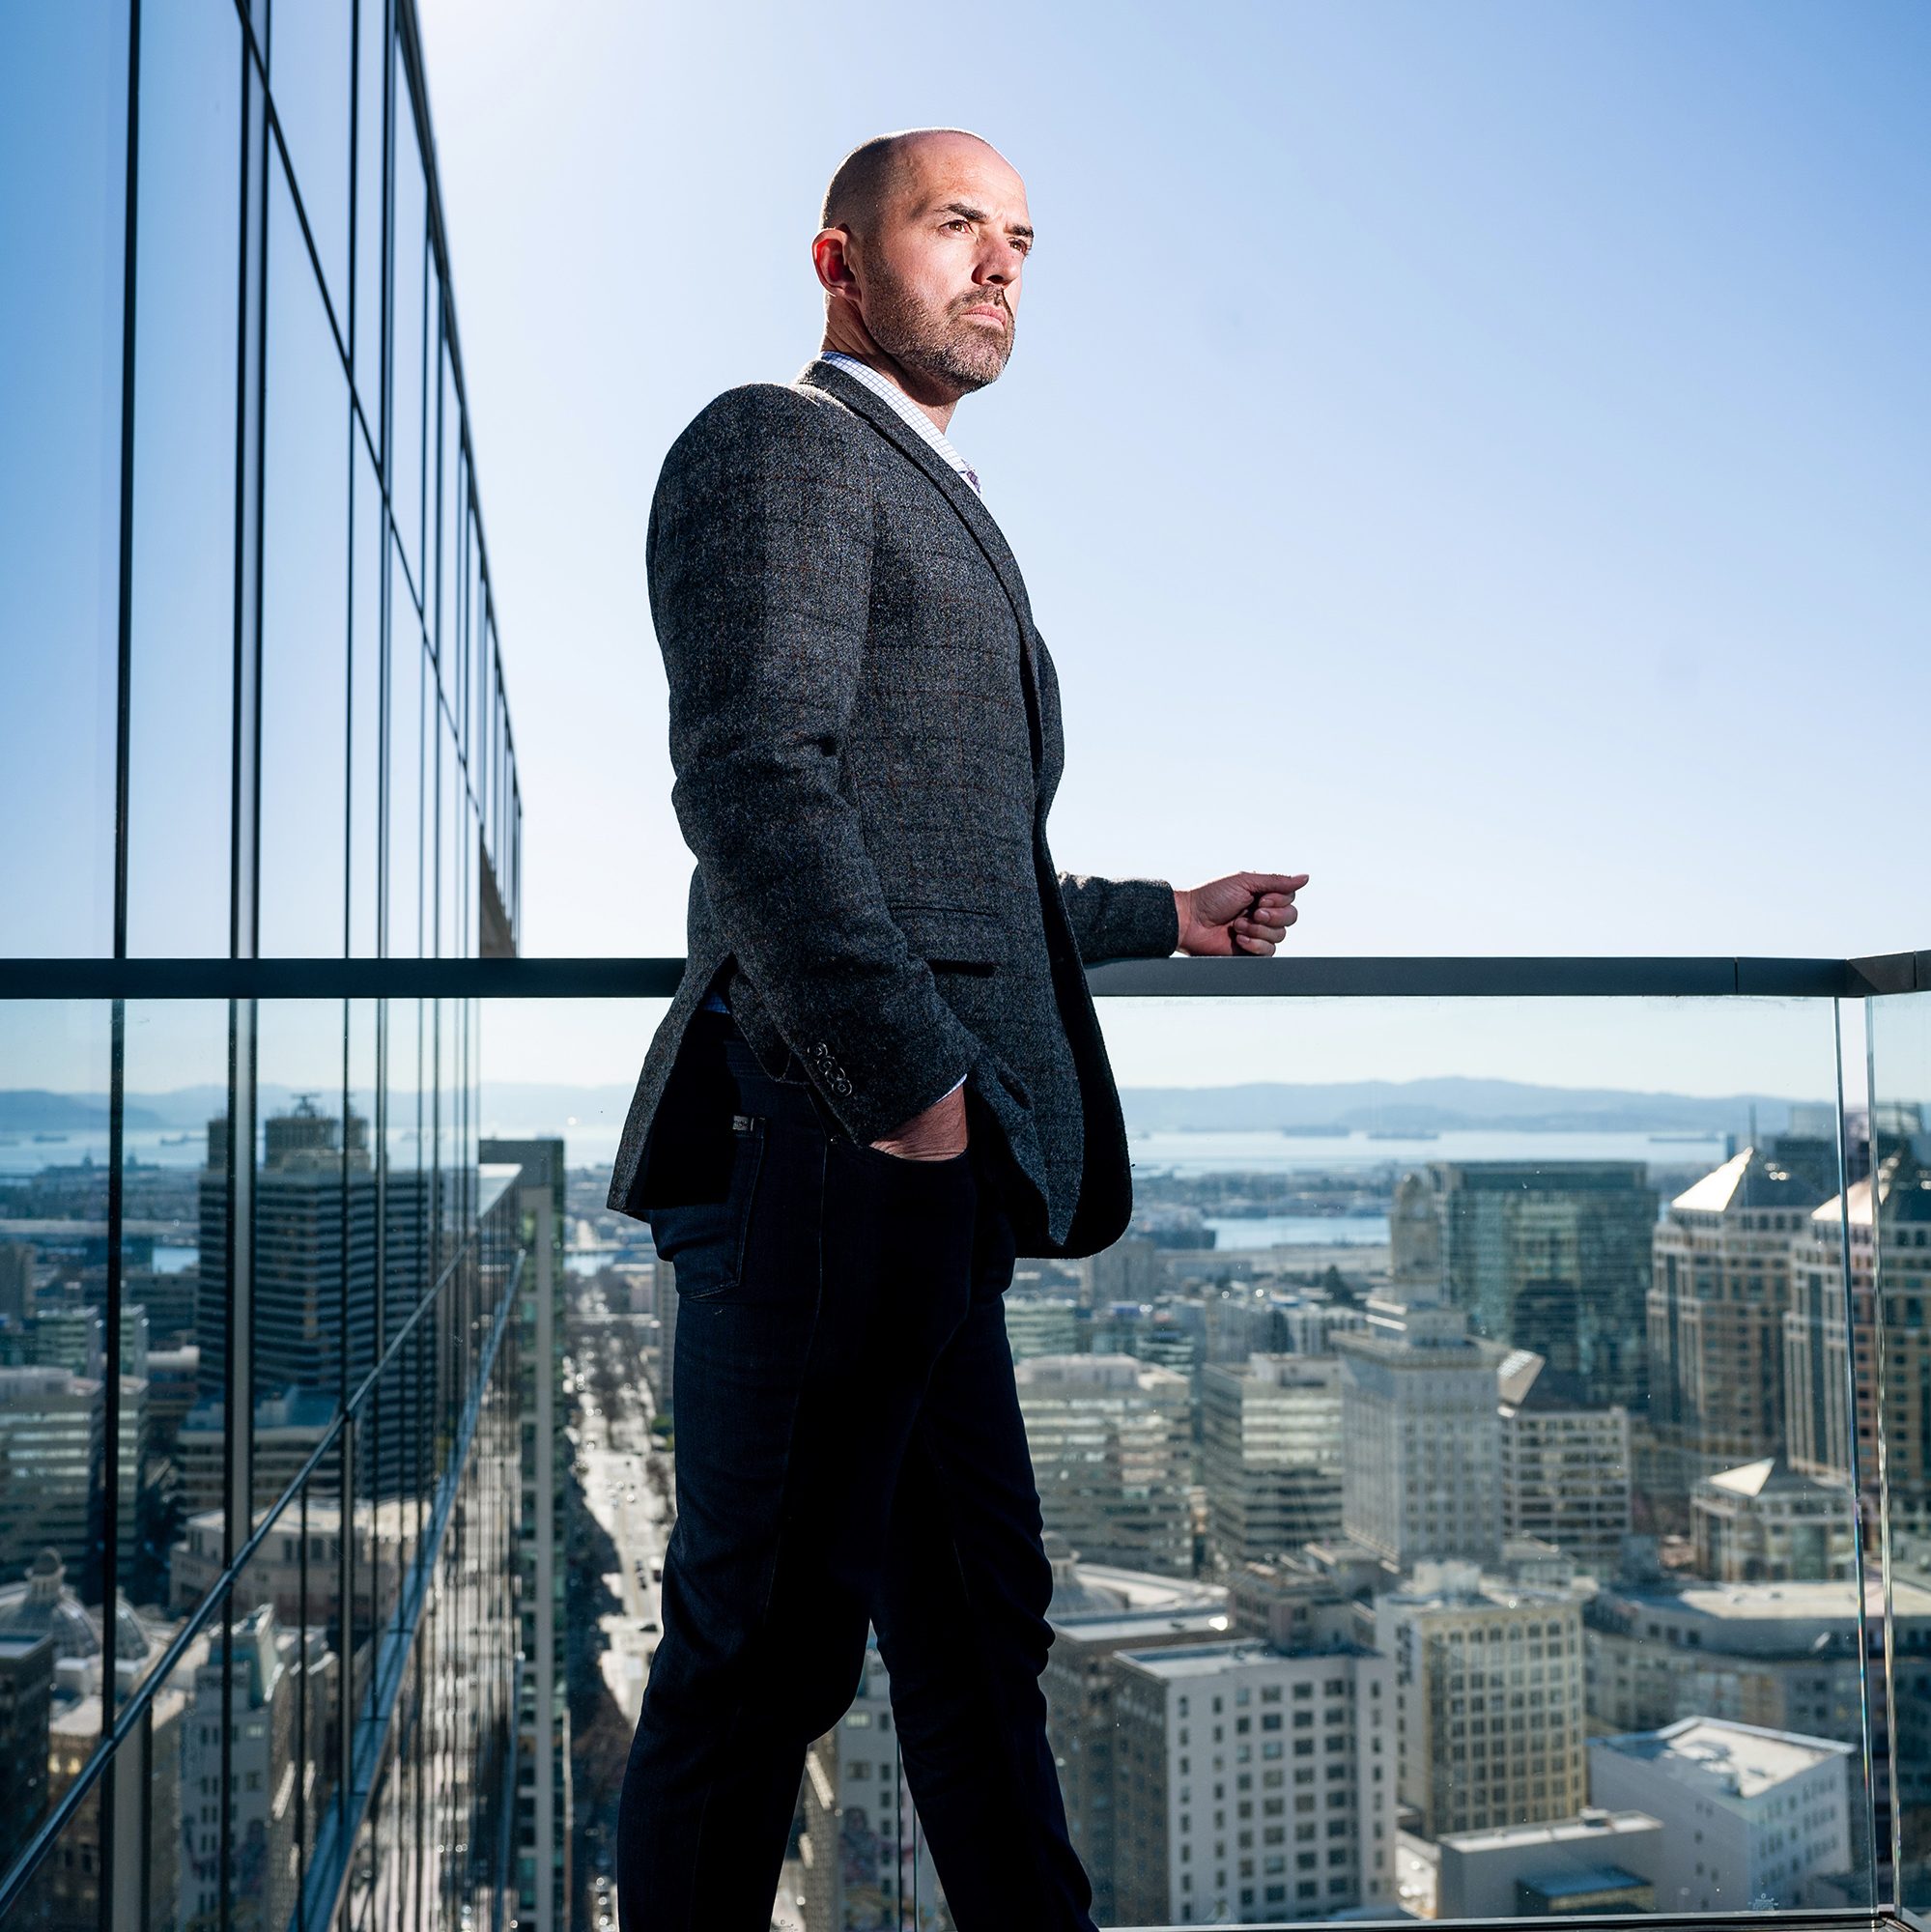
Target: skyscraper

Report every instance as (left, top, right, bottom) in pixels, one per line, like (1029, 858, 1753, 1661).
(1647, 1139, 1839, 1506)
(1399, 1163, 1658, 1407)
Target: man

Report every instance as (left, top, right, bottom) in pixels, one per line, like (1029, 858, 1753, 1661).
(608, 128, 1306, 1931)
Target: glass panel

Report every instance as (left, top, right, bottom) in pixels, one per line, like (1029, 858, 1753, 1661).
(0, 1000, 113, 1802)
(125, 0, 241, 958)
(387, 46, 425, 597)
(435, 329, 457, 672)
(0, 4, 129, 954)
(258, 157, 349, 959)
(252, 1002, 352, 1536)
(1871, 986, 1931, 1913)
(385, 615, 425, 961)
(2, 1766, 107, 1932)
(350, 0, 386, 423)
(348, 434, 383, 960)
(120, 998, 231, 1638)
(267, 0, 351, 329)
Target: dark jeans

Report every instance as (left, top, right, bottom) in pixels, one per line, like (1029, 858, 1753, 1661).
(615, 1009, 1099, 1932)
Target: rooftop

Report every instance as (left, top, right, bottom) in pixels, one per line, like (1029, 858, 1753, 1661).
(1436, 1809, 1661, 1854)
(1592, 1717, 1851, 1800)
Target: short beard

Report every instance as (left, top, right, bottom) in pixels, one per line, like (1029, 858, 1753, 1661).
(863, 266, 1014, 395)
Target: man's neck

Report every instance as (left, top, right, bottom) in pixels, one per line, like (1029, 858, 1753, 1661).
(818, 338, 960, 435)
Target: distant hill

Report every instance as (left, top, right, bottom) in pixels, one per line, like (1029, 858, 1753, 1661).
(0, 1075, 1823, 1141)
(0, 1090, 167, 1131)
(1113, 1076, 1813, 1135)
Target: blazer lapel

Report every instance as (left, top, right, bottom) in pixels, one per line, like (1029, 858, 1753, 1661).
(799, 358, 1047, 767)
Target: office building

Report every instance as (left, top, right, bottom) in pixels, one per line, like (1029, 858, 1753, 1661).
(0, 1634, 55, 1878)
(1110, 1639, 1398, 1925)
(1005, 1294, 1082, 1362)
(0, 1369, 103, 1584)
(1014, 1355, 1194, 1576)
(1588, 1718, 1854, 1912)
(1377, 1564, 1588, 1838)
(1582, 1570, 1931, 1861)
(480, 1137, 574, 1932)
(1397, 1162, 1657, 1407)
(1082, 1236, 1166, 1307)
(1335, 1283, 1507, 1570)
(1203, 1353, 1344, 1567)
(1648, 1141, 1839, 1507)
(799, 1635, 945, 1930)
(1691, 1457, 1855, 1582)
(180, 1606, 334, 1932)
(1435, 1808, 1665, 1919)
(1497, 1350, 1632, 1578)
(0, 1246, 34, 1332)
(1786, 1150, 1931, 1536)
(1045, 1606, 1235, 1921)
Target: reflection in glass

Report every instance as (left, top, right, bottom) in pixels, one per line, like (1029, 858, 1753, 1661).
(258, 160, 349, 960)
(125, 0, 241, 958)
(387, 618, 426, 961)
(350, 0, 386, 422)
(350, 435, 383, 959)
(1870, 988, 1931, 1908)
(387, 43, 426, 596)
(266, 0, 352, 327)
(0, 6, 128, 954)
(119, 999, 229, 1636)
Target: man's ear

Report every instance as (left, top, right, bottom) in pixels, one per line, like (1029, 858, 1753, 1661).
(811, 227, 860, 300)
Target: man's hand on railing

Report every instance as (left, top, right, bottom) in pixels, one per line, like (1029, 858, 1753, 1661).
(869, 1082, 970, 1161)
(1176, 871, 1310, 955)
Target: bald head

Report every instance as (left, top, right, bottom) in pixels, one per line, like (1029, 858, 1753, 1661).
(821, 128, 1001, 235)
(811, 128, 1033, 414)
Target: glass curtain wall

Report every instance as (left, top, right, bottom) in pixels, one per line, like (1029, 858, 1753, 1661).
(0, 2, 524, 1928)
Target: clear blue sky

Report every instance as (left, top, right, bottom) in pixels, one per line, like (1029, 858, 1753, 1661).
(418, 0, 1928, 986)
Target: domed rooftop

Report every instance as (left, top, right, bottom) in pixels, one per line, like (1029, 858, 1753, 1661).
(0, 1548, 155, 1662)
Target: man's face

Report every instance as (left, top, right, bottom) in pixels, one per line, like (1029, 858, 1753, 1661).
(850, 137, 1032, 395)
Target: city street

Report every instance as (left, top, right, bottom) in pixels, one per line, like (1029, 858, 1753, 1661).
(572, 1293, 671, 1726)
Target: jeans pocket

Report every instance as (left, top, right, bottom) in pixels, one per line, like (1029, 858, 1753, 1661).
(647, 1114, 766, 1300)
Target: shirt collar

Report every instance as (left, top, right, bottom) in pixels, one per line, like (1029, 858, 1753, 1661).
(817, 351, 981, 496)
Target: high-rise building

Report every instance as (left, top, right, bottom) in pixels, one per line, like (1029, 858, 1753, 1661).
(1014, 1354, 1194, 1576)
(1786, 1149, 1931, 1537)
(1497, 1350, 1632, 1578)
(0, 1246, 34, 1333)
(1109, 1639, 1398, 1925)
(1377, 1563, 1588, 1838)
(481, 1138, 573, 1932)
(1588, 1718, 1855, 1913)
(1397, 1163, 1658, 1407)
(1648, 1140, 1839, 1506)
(1335, 1285, 1507, 1570)
(1203, 1353, 1344, 1567)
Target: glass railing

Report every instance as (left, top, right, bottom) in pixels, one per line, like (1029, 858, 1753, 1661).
(2, 952, 1920, 1932)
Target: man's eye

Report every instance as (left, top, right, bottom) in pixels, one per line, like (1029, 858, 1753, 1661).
(945, 219, 971, 233)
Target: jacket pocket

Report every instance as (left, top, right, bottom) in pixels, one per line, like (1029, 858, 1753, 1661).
(887, 901, 1010, 968)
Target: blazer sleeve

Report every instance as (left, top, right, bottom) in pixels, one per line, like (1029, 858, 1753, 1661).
(651, 384, 981, 1144)
(1055, 872, 1181, 965)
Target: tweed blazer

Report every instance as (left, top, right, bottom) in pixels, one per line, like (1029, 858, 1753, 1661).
(605, 356, 1178, 1257)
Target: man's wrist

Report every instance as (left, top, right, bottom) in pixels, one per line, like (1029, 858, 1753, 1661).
(1173, 887, 1193, 953)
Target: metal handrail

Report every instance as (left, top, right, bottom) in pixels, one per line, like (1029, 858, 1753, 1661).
(0, 949, 1923, 1001)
